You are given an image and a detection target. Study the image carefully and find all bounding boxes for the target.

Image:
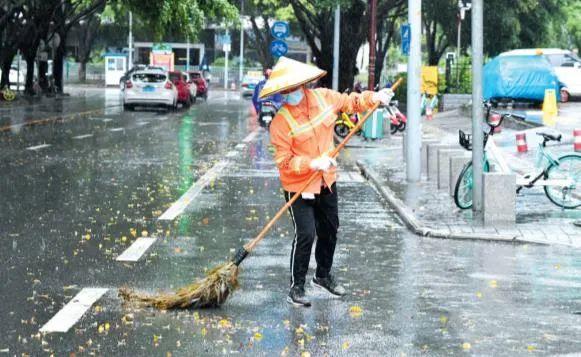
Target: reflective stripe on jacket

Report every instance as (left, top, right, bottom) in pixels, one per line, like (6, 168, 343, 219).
(269, 87, 377, 194)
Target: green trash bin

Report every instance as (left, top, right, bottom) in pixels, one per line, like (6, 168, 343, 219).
(362, 108, 384, 140)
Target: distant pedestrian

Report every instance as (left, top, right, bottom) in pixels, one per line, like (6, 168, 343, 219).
(259, 56, 394, 307)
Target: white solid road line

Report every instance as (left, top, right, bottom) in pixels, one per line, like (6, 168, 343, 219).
(116, 237, 157, 262)
(158, 160, 229, 221)
(73, 134, 94, 139)
(109, 127, 124, 132)
(39, 288, 108, 333)
(26, 144, 51, 151)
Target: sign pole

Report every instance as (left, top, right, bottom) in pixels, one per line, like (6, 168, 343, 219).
(128, 11, 133, 68)
(367, 0, 377, 89)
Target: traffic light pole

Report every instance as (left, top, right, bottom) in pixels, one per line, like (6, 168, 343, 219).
(471, 0, 484, 211)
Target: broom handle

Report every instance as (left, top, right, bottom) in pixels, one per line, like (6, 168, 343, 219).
(240, 78, 403, 254)
(241, 78, 403, 254)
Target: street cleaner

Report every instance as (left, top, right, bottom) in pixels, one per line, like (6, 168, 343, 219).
(259, 56, 394, 307)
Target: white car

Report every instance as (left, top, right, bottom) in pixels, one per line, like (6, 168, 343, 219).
(123, 70, 178, 111)
(501, 49, 581, 100)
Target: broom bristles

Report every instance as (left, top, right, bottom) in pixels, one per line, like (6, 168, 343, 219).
(119, 262, 240, 309)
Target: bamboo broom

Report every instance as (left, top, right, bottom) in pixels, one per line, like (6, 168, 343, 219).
(120, 78, 403, 309)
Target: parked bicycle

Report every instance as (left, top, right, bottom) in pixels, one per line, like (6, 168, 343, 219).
(454, 102, 581, 209)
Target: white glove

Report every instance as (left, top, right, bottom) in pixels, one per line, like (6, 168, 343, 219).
(372, 88, 395, 106)
(309, 155, 337, 172)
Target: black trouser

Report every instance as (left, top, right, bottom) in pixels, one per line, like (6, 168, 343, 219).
(284, 183, 339, 288)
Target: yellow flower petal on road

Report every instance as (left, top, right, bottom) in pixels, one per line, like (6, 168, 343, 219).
(462, 342, 471, 350)
(342, 341, 350, 350)
(476, 291, 483, 298)
(254, 332, 263, 341)
(141, 230, 148, 237)
(300, 352, 310, 357)
(349, 305, 363, 317)
(527, 345, 536, 352)
(489, 280, 497, 288)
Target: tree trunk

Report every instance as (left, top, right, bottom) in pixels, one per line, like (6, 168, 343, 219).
(0, 50, 16, 88)
(53, 31, 67, 93)
(24, 55, 35, 95)
(79, 61, 87, 83)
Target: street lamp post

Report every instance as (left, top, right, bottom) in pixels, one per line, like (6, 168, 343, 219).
(405, 0, 422, 182)
(332, 4, 340, 91)
(471, 0, 484, 211)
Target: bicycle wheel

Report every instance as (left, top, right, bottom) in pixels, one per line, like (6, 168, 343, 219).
(543, 154, 581, 209)
(454, 160, 490, 209)
(334, 123, 349, 138)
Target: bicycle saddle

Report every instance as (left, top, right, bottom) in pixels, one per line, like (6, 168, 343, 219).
(536, 131, 562, 142)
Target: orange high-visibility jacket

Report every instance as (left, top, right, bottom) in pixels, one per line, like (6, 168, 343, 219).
(270, 88, 377, 194)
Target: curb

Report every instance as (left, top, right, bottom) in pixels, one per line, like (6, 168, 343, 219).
(356, 160, 549, 246)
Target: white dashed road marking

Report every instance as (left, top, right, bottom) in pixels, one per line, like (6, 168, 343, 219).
(116, 237, 158, 262)
(109, 127, 124, 132)
(39, 288, 108, 333)
(73, 134, 94, 140)
(158, 160, 229, 221)
(26, 144, 51, 151)
(159, 129, 260, 221)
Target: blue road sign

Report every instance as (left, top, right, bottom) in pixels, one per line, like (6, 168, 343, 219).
(270, 40, 288, 57)
(401, 24, 410, 56)
(271, 21, 290, 40)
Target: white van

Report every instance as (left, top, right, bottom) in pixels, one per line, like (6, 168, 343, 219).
(500, 49, 581, 100)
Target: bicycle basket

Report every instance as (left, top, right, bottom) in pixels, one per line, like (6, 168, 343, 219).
(458, 130, 489, 151)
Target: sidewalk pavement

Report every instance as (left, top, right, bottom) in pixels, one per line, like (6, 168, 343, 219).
(346, 110, 581, 248)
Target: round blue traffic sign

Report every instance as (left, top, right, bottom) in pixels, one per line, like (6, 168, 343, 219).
(271, 21, 290, 40)
(270, 40, 288, 57)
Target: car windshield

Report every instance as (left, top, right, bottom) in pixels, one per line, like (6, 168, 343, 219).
(133, 73, 166, 83)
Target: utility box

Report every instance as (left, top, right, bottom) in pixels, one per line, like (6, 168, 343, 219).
(104, 53, 127, 86)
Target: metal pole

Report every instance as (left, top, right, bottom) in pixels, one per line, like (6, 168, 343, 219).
(367, 0, 377, 89)
(405, 0, 422, 182)
(456, 18, 461, 88)
(239, 0, 244, 84)
(224, 31, 229, 90)
(332, 4, 340, 91)
(186, 36, 190, 72)
(471, 0, 484, 211)
(128, 11, 133, 68)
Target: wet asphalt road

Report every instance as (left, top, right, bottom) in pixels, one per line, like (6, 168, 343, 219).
(1, 89, 581, 356)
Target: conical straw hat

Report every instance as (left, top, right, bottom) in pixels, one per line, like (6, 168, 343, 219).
(259, 57, 326, 98)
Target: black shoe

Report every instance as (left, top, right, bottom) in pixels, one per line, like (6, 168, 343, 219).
(286, 285, 311, 307)
(312, 275, 346, 297)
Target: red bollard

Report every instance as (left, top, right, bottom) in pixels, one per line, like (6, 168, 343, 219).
(489, 113, 502, 133)
(516, 132, 528, 153)
(574, 128, 581, 152)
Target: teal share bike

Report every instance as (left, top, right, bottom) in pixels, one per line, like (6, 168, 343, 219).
(454, 107, 581, 210)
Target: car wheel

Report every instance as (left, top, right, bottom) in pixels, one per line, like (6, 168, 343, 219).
(123, 103, 133, 111)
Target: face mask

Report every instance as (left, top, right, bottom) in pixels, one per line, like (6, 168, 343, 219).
(283, 88, 304, 106)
